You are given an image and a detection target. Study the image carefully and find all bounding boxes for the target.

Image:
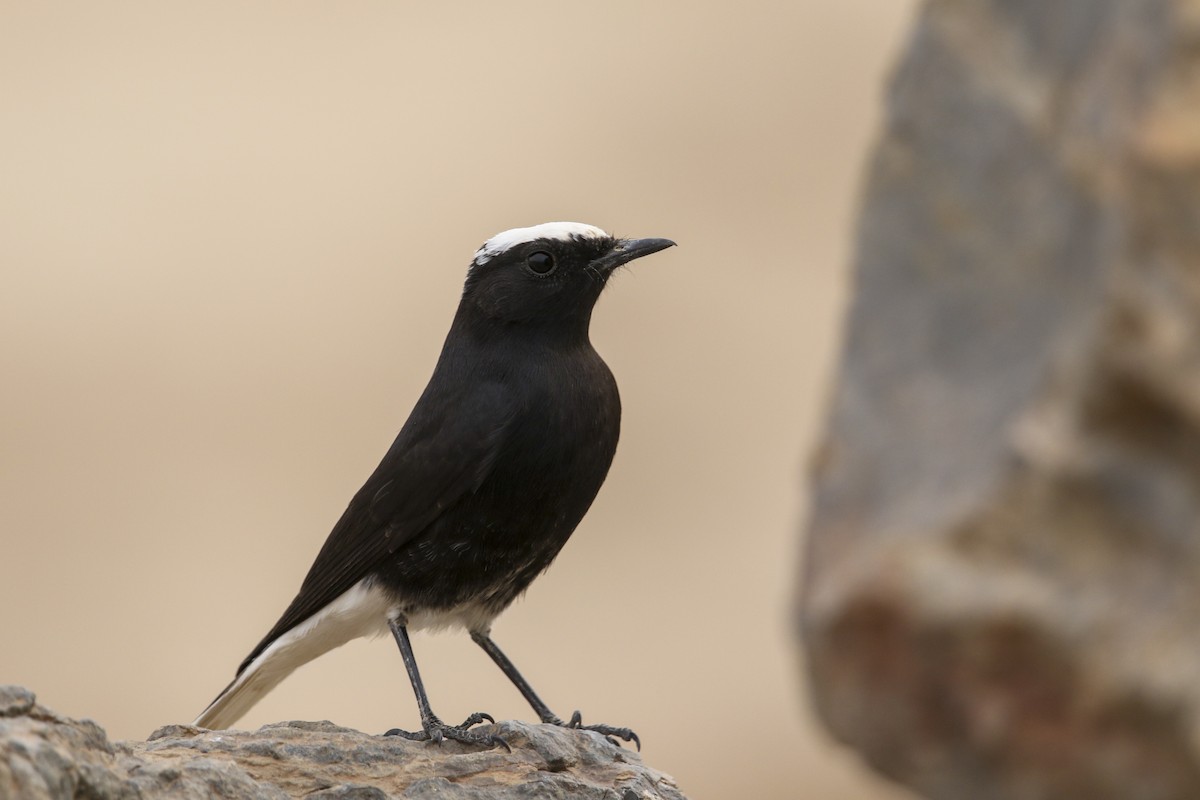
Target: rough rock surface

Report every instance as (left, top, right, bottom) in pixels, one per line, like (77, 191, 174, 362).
(801, 1, 1200, 799)
(0, 686, 684, 799)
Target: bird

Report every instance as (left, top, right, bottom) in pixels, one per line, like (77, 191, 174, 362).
(193, 221, 676, 749)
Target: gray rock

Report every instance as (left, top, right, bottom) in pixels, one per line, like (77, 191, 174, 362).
(0, 686, 685, 799)
(800, 1, 1200, 799)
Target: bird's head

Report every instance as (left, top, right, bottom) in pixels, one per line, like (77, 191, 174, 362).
(460, 222, 675, 329)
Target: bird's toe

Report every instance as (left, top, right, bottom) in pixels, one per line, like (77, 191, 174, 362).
(384, 716, 506, 750)
(441, 723, 510, 751)
(458, 711, 495, 728)
(383, 726, 425, 740)
(552, 710, 640, 750)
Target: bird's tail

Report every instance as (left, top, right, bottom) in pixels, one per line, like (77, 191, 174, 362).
(193, 580, 396, 729)
(193, 644, 298, 730)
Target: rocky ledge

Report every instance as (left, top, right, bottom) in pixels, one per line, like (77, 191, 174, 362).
(0, 686, 685, 799)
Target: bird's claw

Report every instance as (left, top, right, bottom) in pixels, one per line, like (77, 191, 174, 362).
(552, 710, 640, 751)
(458, 711, 495, 728)
(384, 713, 508, 751)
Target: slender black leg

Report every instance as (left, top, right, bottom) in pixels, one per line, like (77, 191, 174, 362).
(384, 618, 508, 750)
(470, 629, 639, 750)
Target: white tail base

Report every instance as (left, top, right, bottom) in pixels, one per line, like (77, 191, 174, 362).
(193, 579, 397, 730)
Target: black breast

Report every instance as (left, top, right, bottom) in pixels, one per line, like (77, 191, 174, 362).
(370, 345, 620, 618)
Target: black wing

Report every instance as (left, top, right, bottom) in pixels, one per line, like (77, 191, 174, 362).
(236, 380, 518, 674)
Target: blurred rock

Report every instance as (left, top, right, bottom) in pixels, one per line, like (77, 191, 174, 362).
(800, 1, 1200, 799)
(0, 685, 684, 799)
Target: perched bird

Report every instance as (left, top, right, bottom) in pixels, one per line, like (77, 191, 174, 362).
(194, 222, 675, 749)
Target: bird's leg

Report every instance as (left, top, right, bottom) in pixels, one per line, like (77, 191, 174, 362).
(469, 629, 640, 750)
(384, 618, 508, 750)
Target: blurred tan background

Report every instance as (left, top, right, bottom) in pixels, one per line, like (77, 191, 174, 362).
(1, 3, 917, 797)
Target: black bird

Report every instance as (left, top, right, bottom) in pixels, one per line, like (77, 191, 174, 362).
(194, 222, 675, 749)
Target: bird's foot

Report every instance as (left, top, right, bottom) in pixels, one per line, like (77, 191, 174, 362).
(546, 710, 640, 750)
(385, 712, 509, 751)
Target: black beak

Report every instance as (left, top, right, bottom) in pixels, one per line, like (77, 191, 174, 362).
(592, 237, 676, 273)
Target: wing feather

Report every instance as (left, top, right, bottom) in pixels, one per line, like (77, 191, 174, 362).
(234, 381, 518, 675)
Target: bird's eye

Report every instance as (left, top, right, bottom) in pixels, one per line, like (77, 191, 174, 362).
(526, 251, 556, 275)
